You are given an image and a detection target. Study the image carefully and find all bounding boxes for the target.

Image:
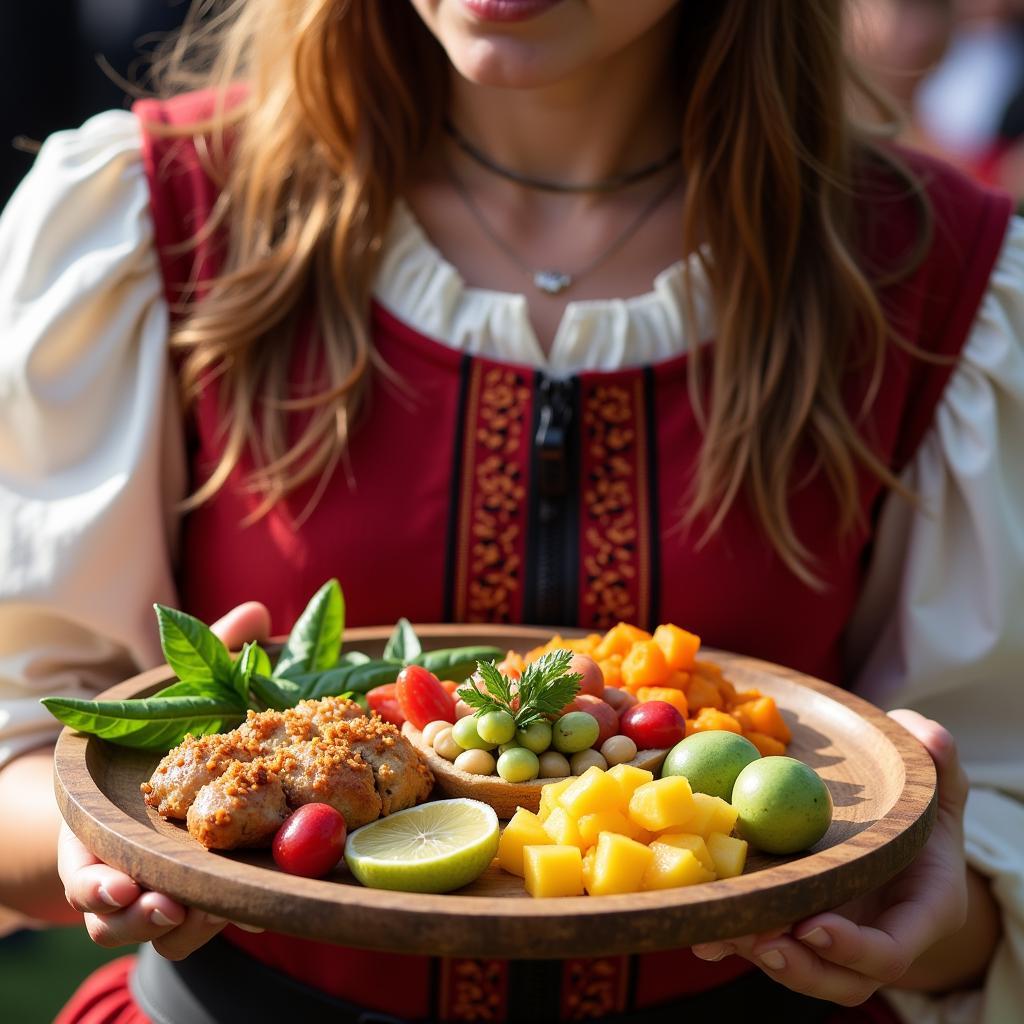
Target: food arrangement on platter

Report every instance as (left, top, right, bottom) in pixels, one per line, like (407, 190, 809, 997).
(44, 579, 837, 899)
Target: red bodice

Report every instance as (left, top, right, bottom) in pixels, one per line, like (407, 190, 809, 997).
(132, 92, 1012, 1021)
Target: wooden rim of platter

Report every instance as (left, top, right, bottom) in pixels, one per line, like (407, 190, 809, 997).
(54, 625, 937, 959)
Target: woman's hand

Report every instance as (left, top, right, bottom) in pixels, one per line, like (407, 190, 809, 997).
(58, 601, 272, 961)
(693, 709, 987, 1006)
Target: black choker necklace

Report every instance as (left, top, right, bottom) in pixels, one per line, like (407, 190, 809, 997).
(443, 119, 681, 194)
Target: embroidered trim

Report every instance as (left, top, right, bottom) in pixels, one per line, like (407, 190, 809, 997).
(578, 376, 651, 629)
(438, 958, 510, 1022)
(560, 956, 630, 1020)
(454, 364, 532, 623)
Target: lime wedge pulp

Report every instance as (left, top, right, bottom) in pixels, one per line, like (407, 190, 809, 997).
(345, 798, 499, 893)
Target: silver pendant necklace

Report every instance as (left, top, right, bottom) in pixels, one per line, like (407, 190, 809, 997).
(444, 154, 680, 295)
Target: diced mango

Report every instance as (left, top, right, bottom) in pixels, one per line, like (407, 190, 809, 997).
(524, 845, 584, 898)
(577, 810, 651, 848)
(635, 686, 689, 718)
(653, 624, 701, 671)
(642, 844, 715, 890)
(599, 660, 623, 687)
(581, 847, 596, 889)
(621, 641, 669, 689)
(685, 674, 724, 711)
(498, 808, 553, 877)
(586, 832, 654, 896)
(596, 622, 652, 659)
(690, 707, 742, 734)
(706, 832, 748, 879)
(678, 793, 738, 838)
(542, 807, 585, 850)
(692, 659, 723, 681)
(628, 777, 694, 832)
(731, 697, 792, 744)
(559, 765, 627, 818)
(744, 730, 788, 757)
(605, 763, 654, 806)
(653, 832, 715, 873)
(538, 778, 575, 822)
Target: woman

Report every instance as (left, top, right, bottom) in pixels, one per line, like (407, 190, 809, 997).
(0, 1, 1021, 1021)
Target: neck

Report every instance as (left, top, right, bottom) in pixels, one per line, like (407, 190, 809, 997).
(447, 14, 682, 188)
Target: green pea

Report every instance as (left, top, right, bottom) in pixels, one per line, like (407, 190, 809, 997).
(477, 709, 516, 745)
(496, 747, 541, 783)
(515, 720, 553, 754)
(552, 712, 599, 754)
(452, 715, 496, 751)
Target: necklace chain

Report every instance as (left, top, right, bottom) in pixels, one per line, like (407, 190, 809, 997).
(444, 151, 680, 295)
(443, 119, 681, 195)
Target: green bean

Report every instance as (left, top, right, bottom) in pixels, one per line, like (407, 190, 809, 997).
(412, 646, 503, 680)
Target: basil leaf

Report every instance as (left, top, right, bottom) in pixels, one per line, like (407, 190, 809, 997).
(230, 643, 259, 703)
(414, 646, 504, 681)
(339, 651, 370, 667)
(273, 579, 344, 679)
(155, 605, 233, 688)
(290, 665, 359, 701)
(250, 674, 303, 712)
(252, 645, 273, 679)
(383, 618, 421, 663)
(41, 694, 245, 751)
(341, 660, 404, 694)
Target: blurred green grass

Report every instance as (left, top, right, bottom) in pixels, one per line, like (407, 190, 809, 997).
(0, 927, 130, 1024)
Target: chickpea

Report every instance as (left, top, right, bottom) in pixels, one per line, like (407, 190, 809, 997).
(600, 734, 638, 766)
(538, 751, 572, 778)
(421, 720, 451, 747)
(570, 749, 608, 775)
(454, 748, 497, 776)
(433, 727, 463, 762)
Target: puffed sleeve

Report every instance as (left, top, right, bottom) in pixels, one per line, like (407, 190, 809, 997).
(844, 216, 1024, 1024)
(0, 110, 186, 767)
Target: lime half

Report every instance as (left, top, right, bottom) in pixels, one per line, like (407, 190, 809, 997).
(345, 799, 499, 893)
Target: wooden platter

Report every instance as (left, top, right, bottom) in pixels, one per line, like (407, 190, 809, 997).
(53, 625, 937, 960)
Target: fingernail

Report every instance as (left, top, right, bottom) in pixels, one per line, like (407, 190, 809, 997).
(150, 909, 179, 927)
(693, 943, 733, 962)
(97, 885, 124, 909)
(800, 926, 831, 949)
(759, 949, 787, 971)
(232, 922, 265, 933)
(204, 913, 227, 926)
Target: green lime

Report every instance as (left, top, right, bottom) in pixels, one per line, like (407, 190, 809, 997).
(661, 731, 761, 800)
(345, 799, 499, 893)
(731, 756, 833, 855)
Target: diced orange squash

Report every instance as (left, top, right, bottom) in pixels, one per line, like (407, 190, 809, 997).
(692, 659, 723, 681)
(542, 807, 586, 850)
(498, 808, 553, 877)
(642, 844, 715, 890)
(744, 730, 787, 757)
(599, 660, 623, 688)
(706, 833, 748, 879)
(628, 777, 695, 832)
(559, 766, 626, 818)
(716, 677, 737, 704)
(524, 845, 584, 898)
(732, 688, 763, 704)
(665, 670, 690, 691)
(635, 686, 688, 718)
(690, 707, 742, 734)
(677, 793, 738, 838)
(595, 623, 651, 660)
(653, 624, 701, 671)
(731, 697, 792, 744)
(538, 778, 576, 822)
(686, 674, 724, 712)
(605, 763, 654, 806)
(586, 832, 654, 896)
(577, 810, 651, 848)
(621, 641, 669, 689)
(654, 832, 715, 873)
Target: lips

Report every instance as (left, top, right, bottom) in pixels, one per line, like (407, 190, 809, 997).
(460, 0, 564, 25)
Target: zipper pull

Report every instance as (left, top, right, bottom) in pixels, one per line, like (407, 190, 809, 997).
(535, 378, 574, 499)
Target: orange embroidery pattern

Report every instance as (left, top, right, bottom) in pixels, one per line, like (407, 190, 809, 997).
(454, 365, 531, 623)
(439, 958, 509, 1022)
(580, 378, 651, 629)
(560, 956, 630, 1020)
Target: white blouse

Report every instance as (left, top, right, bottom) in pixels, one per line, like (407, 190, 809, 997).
(1, 112, 1022, 1023)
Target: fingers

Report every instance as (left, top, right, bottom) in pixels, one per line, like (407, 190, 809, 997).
(58, 825, 141, 913)
(211, 602, 272, 649)
(792, 913, 914, 985)
(888, 709, 969, 817)
(151, 907, 229, 961)
(83, 890, 189, 949)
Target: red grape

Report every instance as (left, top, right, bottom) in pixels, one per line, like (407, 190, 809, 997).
(272, 803, 347, 878)
(619, 701, 686, 750)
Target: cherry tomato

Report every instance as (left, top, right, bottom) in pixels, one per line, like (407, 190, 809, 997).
(559, 694, 619, 747)
(272, 803, 347, 878)
(439, 679, 459, 695)
(619, 700, 686, 750)
(567, 654, 605, 699)
(366, 683, 406, 726)
(395, 665, 456, 730)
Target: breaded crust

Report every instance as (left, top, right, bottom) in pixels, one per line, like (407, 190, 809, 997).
(186, 761, 290, 850)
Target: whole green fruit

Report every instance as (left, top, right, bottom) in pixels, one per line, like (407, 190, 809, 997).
(661, 731, 761, 801)
(452, 715, 496, 751)
(552, 712, 600, 754)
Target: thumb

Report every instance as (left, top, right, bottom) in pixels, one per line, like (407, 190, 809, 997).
(888, 708, 968, 819)
(210, 602, 272, 649)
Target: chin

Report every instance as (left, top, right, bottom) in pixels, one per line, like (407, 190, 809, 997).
(451, 35, 584, 89)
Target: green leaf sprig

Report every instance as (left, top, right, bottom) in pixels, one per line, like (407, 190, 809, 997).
(461, 649, 581, 729)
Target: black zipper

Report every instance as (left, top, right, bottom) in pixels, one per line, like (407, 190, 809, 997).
(524, 374, 580, 626)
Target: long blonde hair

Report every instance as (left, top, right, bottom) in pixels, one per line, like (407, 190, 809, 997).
(158, 0, 925, 586)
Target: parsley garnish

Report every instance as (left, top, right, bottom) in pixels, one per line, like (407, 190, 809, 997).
(460, 649, 581, 729)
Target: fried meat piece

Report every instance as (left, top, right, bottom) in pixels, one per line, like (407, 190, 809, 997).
(324, 717, 434, 816)
(262, 737, 382, 830)
(142, 732, 253, 820)
(186, 761, 290, 850)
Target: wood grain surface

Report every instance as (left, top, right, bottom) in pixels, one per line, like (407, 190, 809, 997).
(53, 625, 937, 959)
